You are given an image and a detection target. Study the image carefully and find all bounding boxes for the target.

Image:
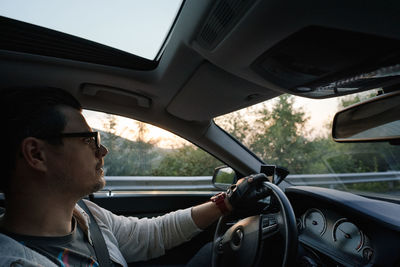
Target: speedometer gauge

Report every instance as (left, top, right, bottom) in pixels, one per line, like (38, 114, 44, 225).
(303, 209, 326, 236)
(333, 218, 364, 252)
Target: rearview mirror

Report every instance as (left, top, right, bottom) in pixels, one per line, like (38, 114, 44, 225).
(212, 166, 237, 190)
(332, 90, 400, 143)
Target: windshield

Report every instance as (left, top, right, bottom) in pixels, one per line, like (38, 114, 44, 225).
(215, 90, 400, 199)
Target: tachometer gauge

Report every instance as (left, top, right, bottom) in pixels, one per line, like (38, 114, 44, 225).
(303, 209, 326, 236)
(333, 218, 364, 252)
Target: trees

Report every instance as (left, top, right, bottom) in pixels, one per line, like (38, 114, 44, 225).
(100, 114, 223, 176)
(216, 91, 400, 179)
(100, 115, 133, 175)
(152, 145, 223, 176)
(214, 107, 252, 146)
(217, 95, 324, 174)
(99, 91, 399, 196)
(248, 95, 317, 174)
(100, 115, 159, 176)
(100, 95, 318, 176)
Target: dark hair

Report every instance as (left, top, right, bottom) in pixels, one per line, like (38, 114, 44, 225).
(0, 87, 82, 192)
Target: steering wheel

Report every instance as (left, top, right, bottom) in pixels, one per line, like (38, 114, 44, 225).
(211, 182, 298, 267)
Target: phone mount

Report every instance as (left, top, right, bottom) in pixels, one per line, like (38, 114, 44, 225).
(260, 165, 290, 185)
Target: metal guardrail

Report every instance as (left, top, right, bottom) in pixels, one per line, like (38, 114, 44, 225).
(286, 171, 400, 186)
(103, 172, 400, 191)
(103, 176, 216, 191)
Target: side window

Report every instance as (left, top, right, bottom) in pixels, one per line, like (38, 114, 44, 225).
(83, 110, 223, 190)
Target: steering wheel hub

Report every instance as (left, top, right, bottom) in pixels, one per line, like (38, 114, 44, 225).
(231, 228, 244, 249)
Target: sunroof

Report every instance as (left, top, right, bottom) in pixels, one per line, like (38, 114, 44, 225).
(0, 0, 183, 60)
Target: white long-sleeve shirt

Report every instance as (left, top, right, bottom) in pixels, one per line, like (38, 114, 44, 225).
(78, 199, 202, 266)
(0, 199, 203, 267)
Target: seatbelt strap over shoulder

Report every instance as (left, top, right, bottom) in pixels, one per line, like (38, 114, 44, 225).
(78, 199, 112, 267)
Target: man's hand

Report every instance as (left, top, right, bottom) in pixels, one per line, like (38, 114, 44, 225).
(227, 173, 270, 217)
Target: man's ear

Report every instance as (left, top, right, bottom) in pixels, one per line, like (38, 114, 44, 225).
(20, 137, 48, 172)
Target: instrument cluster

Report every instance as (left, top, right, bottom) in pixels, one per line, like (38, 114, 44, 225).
(297, 208, 374, 265)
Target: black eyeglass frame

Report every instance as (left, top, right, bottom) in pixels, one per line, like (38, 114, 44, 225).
(37, 131, 101, 149)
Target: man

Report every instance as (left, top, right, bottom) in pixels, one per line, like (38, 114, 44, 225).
(0, 87, 269, 266)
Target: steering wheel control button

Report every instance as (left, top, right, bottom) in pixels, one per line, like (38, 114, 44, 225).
(230, 228, 244, 250)
(214, 237, 224, 254)
(262, 217, 269, 228)
(262, 215, 277, 226)
(218, 242, 223, 254)
(262, 215, 279, 239)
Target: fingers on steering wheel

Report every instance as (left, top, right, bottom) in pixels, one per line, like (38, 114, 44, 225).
(255, 187, 270, 199)
(250, 173, 268, 184)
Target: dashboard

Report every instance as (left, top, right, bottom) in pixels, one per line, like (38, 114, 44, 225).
(285, 186, 400, 267)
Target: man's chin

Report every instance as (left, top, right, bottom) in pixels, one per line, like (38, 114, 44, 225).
(88, 176, 106, 194)
(94, 177, 106, 192)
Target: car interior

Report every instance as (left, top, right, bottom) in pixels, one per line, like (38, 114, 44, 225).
(1, 0, 400, 266)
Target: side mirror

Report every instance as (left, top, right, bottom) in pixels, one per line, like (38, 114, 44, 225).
(212, 166, 237, 190)
(332, 90, 400, 143)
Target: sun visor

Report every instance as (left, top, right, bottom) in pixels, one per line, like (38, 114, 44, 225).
(166, 63, 277, 121)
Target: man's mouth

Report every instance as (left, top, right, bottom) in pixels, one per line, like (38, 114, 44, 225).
(96, 164, 103, 171)
(95, 160, 103, 169)
(96, 167, 104, 177)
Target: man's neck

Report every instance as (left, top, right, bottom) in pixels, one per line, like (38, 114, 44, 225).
(0, 192, 78, 237)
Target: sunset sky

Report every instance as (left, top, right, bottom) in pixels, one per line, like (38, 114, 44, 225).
(83, 95, 343, 149)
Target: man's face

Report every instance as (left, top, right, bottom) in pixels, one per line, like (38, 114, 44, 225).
(45, 106, 108, 197)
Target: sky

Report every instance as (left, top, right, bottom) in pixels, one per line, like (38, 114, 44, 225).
(83, 110, 191, 148)
(293, 96, 339, 137)
(0, 0, 183, 59)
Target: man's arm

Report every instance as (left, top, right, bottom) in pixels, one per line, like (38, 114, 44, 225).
(83, 199, 202, 263)
(81, 173, 269, 262)
(191, 197, 232, 229)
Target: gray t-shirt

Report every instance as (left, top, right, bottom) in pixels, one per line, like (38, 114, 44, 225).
(2, 218, 120, 267)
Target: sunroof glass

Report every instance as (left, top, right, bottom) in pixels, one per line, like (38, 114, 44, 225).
(0, 0, 183, 60)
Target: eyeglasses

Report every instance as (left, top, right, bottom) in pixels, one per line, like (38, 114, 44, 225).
(38, 131, 101, 149)
(60, 132, 101, 149)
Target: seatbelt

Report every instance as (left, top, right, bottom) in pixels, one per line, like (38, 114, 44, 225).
(78, 199, 112, 267)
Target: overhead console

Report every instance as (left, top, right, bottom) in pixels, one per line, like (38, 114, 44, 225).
(252, 26, 400, 98)
(166, 63, 277, 121)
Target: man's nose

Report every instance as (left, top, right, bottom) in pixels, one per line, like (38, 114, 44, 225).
(96, 144, 108, 158)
